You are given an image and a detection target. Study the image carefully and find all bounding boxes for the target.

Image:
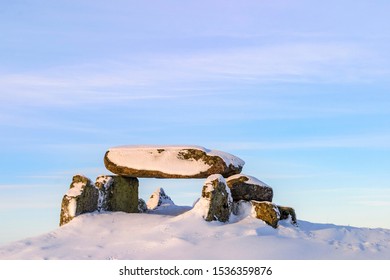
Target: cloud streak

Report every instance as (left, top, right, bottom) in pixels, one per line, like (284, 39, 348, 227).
(0, 42, 379, 107)
(217, 134, 390, 150)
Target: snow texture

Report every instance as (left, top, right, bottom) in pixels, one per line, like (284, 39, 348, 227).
(228, 174, 270, 187)
(106, 145, 244, 176)
(67, 198, 77, 218)
(95, 175, 113, 211)
(2, 205, 389, 260)
(64, 180, 88, 220)
(66, 182, 84, 197)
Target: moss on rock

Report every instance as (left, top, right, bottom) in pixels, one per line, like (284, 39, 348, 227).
(201, 174, 232, 222)
(251, 201, 280, 228)
(59, 175, 99, 226)
(104, 176, 139, 213)
(226, 175, 273, 202)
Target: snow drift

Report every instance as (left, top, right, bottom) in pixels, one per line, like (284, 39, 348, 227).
(0, 204, 389, 260)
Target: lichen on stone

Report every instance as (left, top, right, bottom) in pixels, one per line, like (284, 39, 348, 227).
(251, 200, 280, 228)
(59, 175, 99, 226)
(201, 174, 232, 222)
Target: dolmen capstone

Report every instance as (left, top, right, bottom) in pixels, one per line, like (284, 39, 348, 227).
(104, 145, 245, 178)
(59, 144, 297, 229)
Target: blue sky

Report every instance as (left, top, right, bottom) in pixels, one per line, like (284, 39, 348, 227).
(1, 0, 390, 244)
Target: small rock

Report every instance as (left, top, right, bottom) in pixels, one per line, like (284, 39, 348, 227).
(277, 205, 297, 225)
(226, 174, 273, 202)
(146, 187, 175, 210)
(251, 200, 280, 228)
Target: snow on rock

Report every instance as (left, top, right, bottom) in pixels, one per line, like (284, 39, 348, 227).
(194, 174, 233, 222)
(232, 200, 253, 218)
(2, 206, 390, 260)
(59, 175, 99, 226)
(95, 175, 113, 211)
(104, 145, 245, 178)
(226, 174, 273, 202)
(146, 188, 175, 210)
(138, 198, 147, 213)
(277, 205, 298, 225)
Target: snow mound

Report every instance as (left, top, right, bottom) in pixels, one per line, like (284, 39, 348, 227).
(1, 205, 390, 260)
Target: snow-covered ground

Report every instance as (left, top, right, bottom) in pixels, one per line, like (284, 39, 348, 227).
(1, 204, 389, 260)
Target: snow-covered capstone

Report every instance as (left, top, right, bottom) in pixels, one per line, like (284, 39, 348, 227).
(95, 175, 139, 213)
(59, 175, 99, 226)
(147, 187, 175, 210)
(104, 145, 245, 178)
(195, 174, 233, 222)
(226, 174, 273, 202)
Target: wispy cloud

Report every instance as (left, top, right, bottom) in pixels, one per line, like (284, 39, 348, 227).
(0, 201, 58, 210)
(352, 200, 390, 207)
(0, 184, 62, 190)
(348, 190, 390, 207)
(0, 42, 379, 107)
(216, 134, 390, 150)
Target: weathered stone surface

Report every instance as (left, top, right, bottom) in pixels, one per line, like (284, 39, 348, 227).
(138, 198, 148, 213)
(59, 175, 99, 226)
(95, 175, 139, 213)
(146, 187, 175, 210)
(104, 145, 244, 178)
(277, 206, 297, 225)
(200, 174, 232, 222)
(95, 175, 111, 211)
(226, 174, 273, 202)
(251, 201, 280, 228)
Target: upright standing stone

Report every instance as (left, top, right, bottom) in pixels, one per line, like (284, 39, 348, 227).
(95, 175, 139, 213)
(59, 175, 99, 226)
(197, 174, 232, 222)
